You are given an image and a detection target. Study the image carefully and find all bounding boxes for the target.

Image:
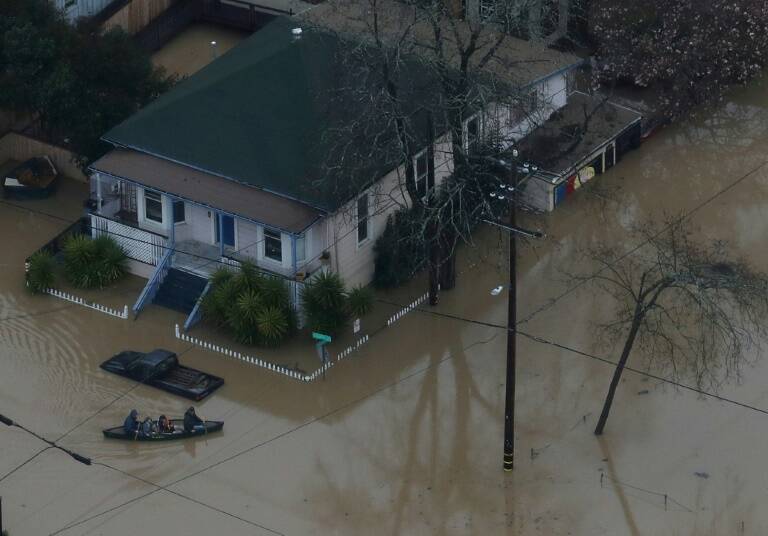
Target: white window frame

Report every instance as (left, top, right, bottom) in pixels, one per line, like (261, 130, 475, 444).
(136, 188, 168, 233)
(263, 228, 283, 263)
(463, 113, 482, 153)
(413, 148, 434, 201)
(356, 193, 371, 247)
(296, 234, 306, 264)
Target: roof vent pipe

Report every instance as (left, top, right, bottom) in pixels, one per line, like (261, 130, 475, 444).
(292, 27, 303, 42)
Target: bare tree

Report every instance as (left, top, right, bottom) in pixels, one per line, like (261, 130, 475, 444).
(571, 216, 768, 435)
(303, 0, 579, 301)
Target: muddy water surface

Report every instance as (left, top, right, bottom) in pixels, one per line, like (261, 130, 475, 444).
(2, 77, 768, 535)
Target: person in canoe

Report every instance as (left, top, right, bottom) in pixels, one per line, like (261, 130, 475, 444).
(123, 409, 140, 435)
(157, 414, 175, 434)
(140, 417, 157, 438)
(183, 407, 204, 433)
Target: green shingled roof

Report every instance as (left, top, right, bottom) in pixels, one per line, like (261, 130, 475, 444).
(104, 17, 434, 212)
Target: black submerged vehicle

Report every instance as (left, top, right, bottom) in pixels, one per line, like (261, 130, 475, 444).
(100, 349, 224, 400)
(103, 419, 224, 441)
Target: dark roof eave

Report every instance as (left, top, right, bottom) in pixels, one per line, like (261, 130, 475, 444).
(100, 138, 334, 215)
(88, 164, 325, 235)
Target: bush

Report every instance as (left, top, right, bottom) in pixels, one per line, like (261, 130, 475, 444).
(26, 249, 55, 293)
(62, 234, 127, 288)
(373, 209, 427, 288)
(202, 262, 295, 347)
(302, 271, 349, 335)
(347, 285, 374, 317)
(301, 274, 376, 335)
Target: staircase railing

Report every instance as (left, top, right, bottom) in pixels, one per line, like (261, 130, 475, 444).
(132, 247, 173, 319)
(183, 280, 211, 332)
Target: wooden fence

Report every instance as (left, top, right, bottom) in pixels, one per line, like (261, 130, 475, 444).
(0, 132, 87, 183)
(101, 0, 177, 35)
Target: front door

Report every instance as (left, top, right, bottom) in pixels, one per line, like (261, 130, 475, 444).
(215, 214, 235, 248)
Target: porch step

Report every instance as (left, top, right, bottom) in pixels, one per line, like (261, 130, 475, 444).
(153, 268, 208, 314)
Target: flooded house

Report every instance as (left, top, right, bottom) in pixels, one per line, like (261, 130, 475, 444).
(82, 13, 639, 321)
(53, 0, 113, 21)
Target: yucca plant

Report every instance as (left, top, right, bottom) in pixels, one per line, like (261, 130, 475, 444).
(302, 271, 349, 335)
(260, 275, 289, 309)
(94, 236, 127, 287)
(256, 305, 289, 346)
(202, 278, 238, 328)
(347, 285, 374, 318)
(203, 263, 295, 346)
(62, 234, 126, 288)
(209, 266, 234, 287)
(62, 234, 97, 288)
(226, 290, 261, 345)
(26, 250, 56, 293)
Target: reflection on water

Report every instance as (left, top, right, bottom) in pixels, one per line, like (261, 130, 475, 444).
(1, 76, 768, 535)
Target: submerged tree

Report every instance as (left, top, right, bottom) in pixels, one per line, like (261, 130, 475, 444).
(573, 217, 768, 435)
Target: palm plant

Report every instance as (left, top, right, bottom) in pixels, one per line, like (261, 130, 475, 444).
(62, 234, 126, 288)
(63, 234, 98, 288)
(26, 250, 56, 293)
(203, 265, 294, 346)
(257, 305, 289, 346)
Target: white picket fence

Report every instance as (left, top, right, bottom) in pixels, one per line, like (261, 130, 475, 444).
(175, 324, 372, 383)
(46, 288, 129, 320)
(386, 292, 429, 326)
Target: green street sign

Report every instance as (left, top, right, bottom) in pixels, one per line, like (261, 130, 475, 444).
(312, 332, 332, 343)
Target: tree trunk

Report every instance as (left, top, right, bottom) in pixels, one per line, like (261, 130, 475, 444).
(558, 0, 570, 37)
(594, 310, 643, 435)
(428, 231, 440, 305)
(527, 0, 543, 40)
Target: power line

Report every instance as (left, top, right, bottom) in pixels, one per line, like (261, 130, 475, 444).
(47, 318, 461, 535)
(0, 447, 53, 484)
(517, 158, 768, 325)
(45, 287, 768, 534)
(90, 461, 284, 535)
(52, 345, 197, 444)
(376, 298, 768, 417)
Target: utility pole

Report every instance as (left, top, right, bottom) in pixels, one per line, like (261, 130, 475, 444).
(503, 172, 517, 472)
(485, 157, 543, 472)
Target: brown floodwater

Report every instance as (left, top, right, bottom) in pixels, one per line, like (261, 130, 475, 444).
(3, 76, 768, 535)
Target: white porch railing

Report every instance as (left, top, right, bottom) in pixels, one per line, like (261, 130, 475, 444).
(90, 214, 167, 266)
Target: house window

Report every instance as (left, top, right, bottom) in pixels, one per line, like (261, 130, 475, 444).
(173, 200, 185, 223)
(357, 194, 370, 244)
(264, 229, 282, 262)
(465, 115, 481, 154)
(509, 87, 538, 126)
(144, 190, 163, 223)
(413, 149, 434, 199)
(296, 235, 306, 263)
(478, 0, 500, 23)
